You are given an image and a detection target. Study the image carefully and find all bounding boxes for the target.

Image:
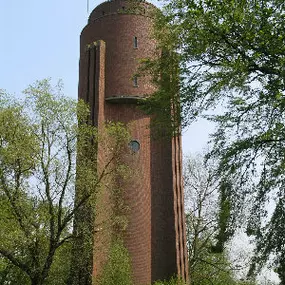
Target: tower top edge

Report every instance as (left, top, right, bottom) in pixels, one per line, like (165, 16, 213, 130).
(88, 0, 158, 24)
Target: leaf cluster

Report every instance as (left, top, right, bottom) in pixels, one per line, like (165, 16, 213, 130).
(95, 239, 132, 285)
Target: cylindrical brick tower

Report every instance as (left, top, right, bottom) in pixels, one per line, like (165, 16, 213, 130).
(78, 1, 188, 284)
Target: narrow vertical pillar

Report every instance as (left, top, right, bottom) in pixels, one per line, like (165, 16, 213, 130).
(173, 135, 189, 282)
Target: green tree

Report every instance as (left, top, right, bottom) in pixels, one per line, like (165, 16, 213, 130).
(0, 79, 128, 285)
(96, 239, 132, 285)
(184, 154, 247, 285)
(149, 0, 285, 281)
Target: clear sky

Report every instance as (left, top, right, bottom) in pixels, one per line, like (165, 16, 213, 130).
(0, 0, 212, 154)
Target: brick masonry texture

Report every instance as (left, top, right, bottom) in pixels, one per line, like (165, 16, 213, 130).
(78, 1, 188, 284)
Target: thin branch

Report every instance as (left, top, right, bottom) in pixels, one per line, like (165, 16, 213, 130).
(198, 257, 232, 273)
(40, 122, 55, 242)
(58, 129, 73, 230)
(56, 234, 75, 248)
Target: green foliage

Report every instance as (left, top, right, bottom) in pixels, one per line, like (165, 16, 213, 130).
(153, 276, 186, 285)
(213, 180, 236, 254)
(86, 122, 132, 285)
(139, 37, 182, 137)
(0, 258, 30, 285)
(44, 242, 71, 285)
(191, 253, 237, 285)
(150, 0, 285, 281)
(97, 239, 132, 285)
(0, 80, 81, 285)
(154, 0, 285, 124)
(0, 242, 71, 285)
(0, 79, 130, 285)
(183, 155, 249, 285)
(69, 118, 131, 283)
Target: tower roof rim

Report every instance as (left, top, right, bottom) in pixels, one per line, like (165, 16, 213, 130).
(88, 0, 158, 24)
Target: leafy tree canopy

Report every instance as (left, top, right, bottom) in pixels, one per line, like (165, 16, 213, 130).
(0, 79, 129, 285)
(150, 0, 285, 281)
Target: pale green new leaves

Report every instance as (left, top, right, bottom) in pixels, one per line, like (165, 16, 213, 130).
(0, 79, 130, 285)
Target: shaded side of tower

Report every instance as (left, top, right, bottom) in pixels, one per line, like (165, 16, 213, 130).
(77, 1, 188, 284)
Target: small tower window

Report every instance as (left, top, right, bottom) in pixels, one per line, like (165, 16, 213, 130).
(129, 140, 140, 153)
(134, 36, 138, 48)
(133, 76, 138, 87)
(102, 11, 105, 15)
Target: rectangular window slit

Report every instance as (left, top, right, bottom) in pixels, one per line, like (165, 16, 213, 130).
(133, 76, 138, 87)
(134, 36, 138, 48)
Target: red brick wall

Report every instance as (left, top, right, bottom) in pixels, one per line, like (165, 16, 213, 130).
(106, 104, 152, 284)
(80, 8, 157, 100)
(78, 1, 188, 284)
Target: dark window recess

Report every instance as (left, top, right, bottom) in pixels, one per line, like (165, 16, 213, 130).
(133, 76, 138, 87)
(129, 140, 140, 153)
(134, 36, 138, 48)
(102, 11, 105, 15)
(122, 6, 125, 10)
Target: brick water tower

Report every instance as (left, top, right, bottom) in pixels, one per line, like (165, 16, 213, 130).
(78, 0, 188, 284)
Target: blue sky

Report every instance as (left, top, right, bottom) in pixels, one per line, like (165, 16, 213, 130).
(0, 0, 212, 154)
(0, 0, 90, 98)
